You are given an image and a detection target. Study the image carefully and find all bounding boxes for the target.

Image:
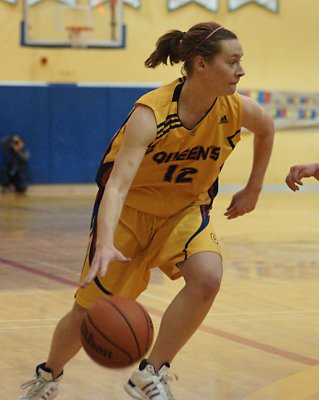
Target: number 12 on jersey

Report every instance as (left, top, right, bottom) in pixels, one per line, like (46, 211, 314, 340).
(163, 165, 198, 183)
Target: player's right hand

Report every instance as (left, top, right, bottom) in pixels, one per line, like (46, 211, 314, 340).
(80, 244, 131, 288)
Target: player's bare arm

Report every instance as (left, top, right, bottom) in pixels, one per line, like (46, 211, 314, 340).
(225, 95, 274, 219)
(81, 105, 157, 287)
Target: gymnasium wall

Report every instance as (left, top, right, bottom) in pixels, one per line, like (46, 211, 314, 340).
(1, 0, 318, 89)
(0, 0, 318, 184)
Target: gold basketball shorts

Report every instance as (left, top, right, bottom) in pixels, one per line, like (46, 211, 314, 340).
(75, 194, 221, 308)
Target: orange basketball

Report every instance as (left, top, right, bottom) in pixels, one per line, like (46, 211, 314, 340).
(80, 296, 154, 368)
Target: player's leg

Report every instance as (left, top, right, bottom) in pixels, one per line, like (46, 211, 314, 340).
(18, 303, 86, 400)
(45, 302, 86, 377)
(18, 191, 105, 400)
(125, 252, 222, 400)
(148, 251, 222, 370)
(146, 206, 222, 370)
(19, 203, 154, 399)
(124, 207, 222, 400)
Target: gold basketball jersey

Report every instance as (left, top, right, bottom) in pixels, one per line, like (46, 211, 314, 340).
(96, 78, 243, 217)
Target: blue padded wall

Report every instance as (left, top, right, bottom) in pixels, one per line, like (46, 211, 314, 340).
(0, 85, 50, 183)
(0, 84, 156, 184)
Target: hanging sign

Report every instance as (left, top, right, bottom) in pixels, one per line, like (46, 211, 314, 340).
(124, 0, 140, 7)
(25, 0, 140, 6)
(168, 0, 218, 12)
(6, 0, 280, 11)
(228, 0, 279, 12)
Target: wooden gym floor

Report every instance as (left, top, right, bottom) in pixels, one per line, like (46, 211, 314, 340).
(1, 180, 318, 399)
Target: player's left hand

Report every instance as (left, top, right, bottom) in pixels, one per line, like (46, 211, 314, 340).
(224, 187, 260, 219)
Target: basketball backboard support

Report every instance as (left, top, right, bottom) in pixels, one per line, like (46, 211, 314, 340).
(21, 0, 125, 49)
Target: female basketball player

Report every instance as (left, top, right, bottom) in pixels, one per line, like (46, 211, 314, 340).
(19, 21, 274, 400)
(286, 163, 319, 191)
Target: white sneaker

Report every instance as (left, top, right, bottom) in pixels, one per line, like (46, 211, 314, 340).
(124, 359, 177, 400)
(19, 363, 63, 400)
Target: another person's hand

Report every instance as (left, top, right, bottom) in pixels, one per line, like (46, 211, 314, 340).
(285, 163, 319, 191)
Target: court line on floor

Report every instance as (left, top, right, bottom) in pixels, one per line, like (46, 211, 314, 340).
(0, 257, 77, 287)
(243, 365, 319, 400)
(2, 256, 319, 367)
(1, 204, 58, 214)
(26, 259, 82, 276)
(0, 325, 57, 332)
(145, 305, 319, 367)
(142, 292, 319, 312)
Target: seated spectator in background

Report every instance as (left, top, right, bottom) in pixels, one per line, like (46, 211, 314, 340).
(0, 135, 30, 194)
(285, 163, 319, 191)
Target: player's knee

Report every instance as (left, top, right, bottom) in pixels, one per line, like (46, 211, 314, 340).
(201, 269, 222, 301)
(188, 266, 222, 302)
(181, 252, 223, 301)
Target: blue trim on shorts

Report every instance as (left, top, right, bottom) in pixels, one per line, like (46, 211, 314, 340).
(94, 277, 113, 296)
(182, 178, 219, 260)
(88, 188, 113, 296)
(88, 189, 104, 265)
(208, 178, 219, 207)
(183, 205, 210, 260)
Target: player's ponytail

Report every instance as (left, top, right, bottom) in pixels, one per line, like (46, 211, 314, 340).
(144, 30, 184, 68)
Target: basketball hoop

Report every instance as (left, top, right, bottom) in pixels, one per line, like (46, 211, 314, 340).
(66, 26, 93, 48)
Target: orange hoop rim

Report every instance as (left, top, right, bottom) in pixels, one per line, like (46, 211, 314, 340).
(66, 26, 93, 33)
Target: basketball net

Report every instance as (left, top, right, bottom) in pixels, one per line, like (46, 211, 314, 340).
(66, 26, 93, 48)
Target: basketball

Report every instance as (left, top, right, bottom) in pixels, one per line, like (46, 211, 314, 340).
(80, 296, 154, 368)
